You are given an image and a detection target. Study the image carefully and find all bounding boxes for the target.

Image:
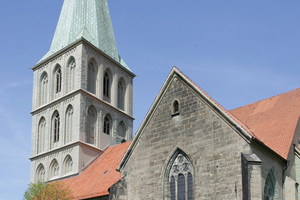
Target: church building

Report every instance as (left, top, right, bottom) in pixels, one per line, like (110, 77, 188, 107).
(30, 0, 300, 199)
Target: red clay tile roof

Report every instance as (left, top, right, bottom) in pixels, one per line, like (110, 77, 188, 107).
(174, 67, 253, 137)
(61, 142, 131, 200)
(230, 88, 300, 160)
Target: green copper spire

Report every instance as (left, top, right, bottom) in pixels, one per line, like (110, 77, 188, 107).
(40, 0, 129, 70)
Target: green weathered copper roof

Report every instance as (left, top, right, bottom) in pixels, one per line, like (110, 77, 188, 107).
(40, 0, 130, 71)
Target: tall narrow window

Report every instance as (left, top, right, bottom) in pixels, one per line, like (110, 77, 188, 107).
(86, 106, 96, 144)
(87, 62, 97, 94)
(67, 57, 76, 93)
(103, 115, 111, 135)
(173, 100, 179, 114)
(118, 80, 124, 110)
(103, 72, 110, 98)
(170, 176, 176, 200)
(264, 169, 278, 200)
(65, 105, 73, 144)
(40, 73, 48, 106)
(52, 111, 60, 147)
(55, 68, 62, 93)
(36, 164, 45, 182)
(37, 118, 46, 154)
(164, 151, 193, 200)
(178, 174, 186, 200)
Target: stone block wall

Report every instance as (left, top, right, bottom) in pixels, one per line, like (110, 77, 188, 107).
(117, 76, 252, 199)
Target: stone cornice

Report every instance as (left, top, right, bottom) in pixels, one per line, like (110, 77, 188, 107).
(31, 89, 134, 120)
(29, 140, 102, 161)
(31, 38, 136, 78)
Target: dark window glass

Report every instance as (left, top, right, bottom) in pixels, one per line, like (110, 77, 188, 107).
(173, 100, 179, 113)
(54, 112, 60, 143)
(178, 174, 185, 200)
(171, 176, 176, 200)
(104, 116, 110, 135)
(188, 173, 193, 200)
(103, 72, 110, 97)
(56, 68, 62, 93)
(118, 81, 124, 110)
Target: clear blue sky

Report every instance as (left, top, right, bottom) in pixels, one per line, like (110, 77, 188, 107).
(1, 1, 300, 199)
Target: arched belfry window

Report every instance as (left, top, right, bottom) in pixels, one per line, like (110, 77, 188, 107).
(164, 150, 193, 200)
(37, 117, 46, 154)
(87, 62, 97, 94)
(264, 169, 279, 200)
(86, 106, 96, 144)
(65, 105, 73, 144)
(103, 115, 111, 135)
(40, 72, 48, 106)
(36, 164, 45, 182)
(67, 57, 76, 93)
(51, 111, 60, 148)
(49, 159, 59, 179)
(103, 72, 110, 98)
(118, 80, 125, 110)
(55, 67, 62, 93)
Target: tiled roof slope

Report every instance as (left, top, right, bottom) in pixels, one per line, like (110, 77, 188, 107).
(61, 142, 131, 200)
(175, 67, 253, 138)
(230, 88, 300, 160)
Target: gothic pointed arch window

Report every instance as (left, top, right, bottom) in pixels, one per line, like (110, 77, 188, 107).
(40, 72, 48, 106)
(86, 106, 96, 144)
(117, 121, 126, 138)
(118, 79, 125, 110)
(264, 169, 279, 200)
(63, 155, 73, 175)
(103, 72, 110, 99)
(87, 61, 97, 94)
(103, 114, 111, 135)
(51, 111, 60, 148)
(164, 150, 193, 200)
(37, 117, 46, 154)
(65, 105, 73, 144)
(55, 67, 62, 93)
(36, 164, 45, 182)
(49, 159, 59, 179)
(66, 57, 76, 93)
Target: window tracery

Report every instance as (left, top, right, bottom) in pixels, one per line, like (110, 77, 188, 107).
(87, 62, 97, 94)
(37, 118, 46, 154)
(86, 106, 96, 144)
(63, 155, 73, 175)
(264, 170, 277, 200)
(65, 105, 73, 144)
(67, 57, 76, 92)
(165, 152, 193, 200)
(36, 164, 45, 182)
(50, 159, 59, 178)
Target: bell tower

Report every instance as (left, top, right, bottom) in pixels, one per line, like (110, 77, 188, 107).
(30, 0, 135, 183)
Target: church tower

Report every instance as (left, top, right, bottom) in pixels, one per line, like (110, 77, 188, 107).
(29, 0, 135, 183)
